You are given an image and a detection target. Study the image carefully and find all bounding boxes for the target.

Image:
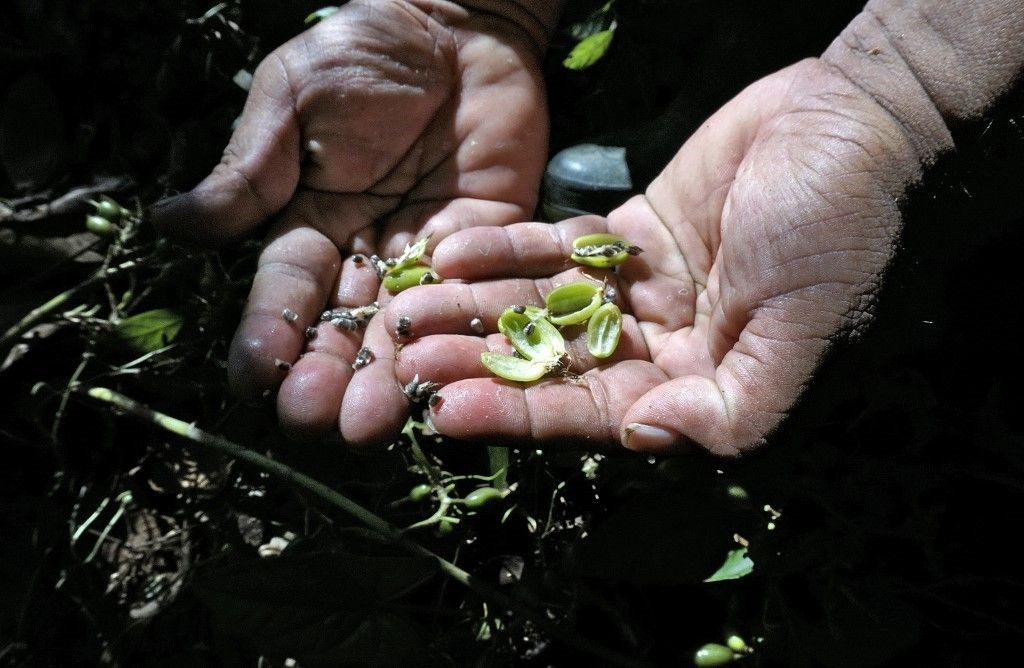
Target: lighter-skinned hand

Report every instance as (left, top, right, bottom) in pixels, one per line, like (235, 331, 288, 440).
(151, 0, 547, 440)
(355, 58, 929, 455)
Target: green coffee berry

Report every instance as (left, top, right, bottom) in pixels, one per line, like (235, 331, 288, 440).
(571, 233, 643, 268)
(409, 483, 433, 502)
(505, 304, 546, 320)
(693, 643, 735, 666)
(92, 196, 130, 222)
(545, 281, 602, 325)
(522, 304, 548, 320)
(725, 635, 747, 653)
(497, 309, 565, 361)
(85, 214, 117, 237)
(463, 486, 503, 508)
(383, 264, 439, 293)
(480, 352, 558, 382)
(586, 302, 622, 358)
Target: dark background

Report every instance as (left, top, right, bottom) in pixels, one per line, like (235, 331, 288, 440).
(3, 0, 1024, 666)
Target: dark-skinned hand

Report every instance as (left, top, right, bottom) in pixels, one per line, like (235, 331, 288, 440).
(152, 0, 548, 441)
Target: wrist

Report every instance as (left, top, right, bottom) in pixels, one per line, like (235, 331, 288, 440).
(822, 0, 1024, 162)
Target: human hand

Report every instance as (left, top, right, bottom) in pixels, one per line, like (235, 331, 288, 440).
(151, 1, 549, 438)
(358, 57, 939, 455)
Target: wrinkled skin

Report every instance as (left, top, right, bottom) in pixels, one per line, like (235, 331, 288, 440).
(152, 1, 548, 439)
(364, 58, 929, 455)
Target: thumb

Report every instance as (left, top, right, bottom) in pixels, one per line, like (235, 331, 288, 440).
(621, 318, 826, 457)
(150, 54, 301, 245)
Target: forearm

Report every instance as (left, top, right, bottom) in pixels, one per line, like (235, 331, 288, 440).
(823, 0, 1024, 159)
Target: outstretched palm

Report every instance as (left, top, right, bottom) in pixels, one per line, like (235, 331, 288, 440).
(153, 1, 548, 437)
(364, 59, 925, 454)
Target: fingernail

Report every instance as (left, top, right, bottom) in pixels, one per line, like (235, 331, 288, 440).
(623, 423, 680, 451)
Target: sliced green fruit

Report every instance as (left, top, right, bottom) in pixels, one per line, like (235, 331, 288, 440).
(522, 304, 548, 320)
(391, 236, 430, 273)
(480, 352, 556, 382)
(497, 309, 565, 360)
(383, 264, 439, 293)
(570, 233, 642, 268)
(586, 302, 622, 358)
(545, 281, 602, 325)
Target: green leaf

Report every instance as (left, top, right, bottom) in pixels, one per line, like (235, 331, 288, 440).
(563, 21, 616, 71)
(304, 6, 339, 24)
(115, 308, 183, 352)
(704, 548, 754, 582)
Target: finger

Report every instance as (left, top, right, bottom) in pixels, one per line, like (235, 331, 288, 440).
(430, 217, 607, 280)
(392, 334, 510, 385)
(385, 281, 547, 339)
(348, 226, 378, 258)
(335, 249, 382, 308)
(605, 196, 699, 333)
(227, 226, 340, 401)
(276, 322, 361, 441)
(274, 252, 379, 441)
(338, 306, 410, 448)
(620, 310, 828, 457)
(151, 53, 301, 244)
(427, 361, 667, 448)
(377, 199, 543, 260)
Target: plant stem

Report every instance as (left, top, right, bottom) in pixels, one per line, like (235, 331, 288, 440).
(0, 258, 141, 359)
(0, 244, 191, 361)
(81, 386, 651, 668)
(84, 387, 403, 540)
(487, 446, 509, 489)
(0, 274, 104, 357)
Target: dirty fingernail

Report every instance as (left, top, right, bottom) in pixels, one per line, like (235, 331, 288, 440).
(623, 423, 679, 451)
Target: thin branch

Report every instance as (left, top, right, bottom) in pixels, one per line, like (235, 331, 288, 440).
(0, 176, 133, 224)
(0, 272, 106, 360)
(0, 246, 193, 362)
(81, 386, 652, 668)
